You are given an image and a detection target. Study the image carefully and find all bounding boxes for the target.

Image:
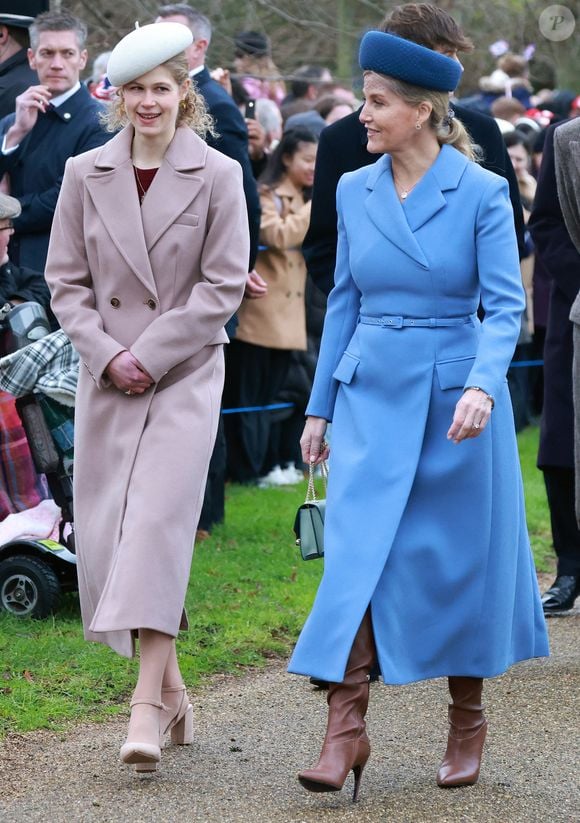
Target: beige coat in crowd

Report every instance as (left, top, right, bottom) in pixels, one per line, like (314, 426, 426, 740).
(45, 125, 249, 657)
(236, 177, 310, 351)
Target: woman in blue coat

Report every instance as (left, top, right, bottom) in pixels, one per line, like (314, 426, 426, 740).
(289, 32, 549, 800)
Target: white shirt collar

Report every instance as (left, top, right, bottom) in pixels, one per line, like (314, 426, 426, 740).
(50, 81, 81, 108)
(189, 65, 204, 78)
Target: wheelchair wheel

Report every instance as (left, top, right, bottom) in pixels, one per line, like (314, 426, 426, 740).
(0, 555, 61, 618)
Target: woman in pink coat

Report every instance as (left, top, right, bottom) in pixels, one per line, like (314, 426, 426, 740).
(44, 23, 249, 772)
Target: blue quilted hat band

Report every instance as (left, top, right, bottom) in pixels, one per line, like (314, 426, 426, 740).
(359, 30, 462, 93)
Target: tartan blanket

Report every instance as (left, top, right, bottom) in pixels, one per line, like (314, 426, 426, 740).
(0, 330, 78, 406)
(0, 390, 47, 519)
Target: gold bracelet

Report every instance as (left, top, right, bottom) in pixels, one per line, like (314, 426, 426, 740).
(463, 385, 495, 409)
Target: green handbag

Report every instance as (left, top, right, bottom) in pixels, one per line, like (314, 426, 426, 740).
(293, 461, 327, 561)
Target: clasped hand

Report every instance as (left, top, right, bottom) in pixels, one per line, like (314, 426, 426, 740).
(106, 351, 154, 395)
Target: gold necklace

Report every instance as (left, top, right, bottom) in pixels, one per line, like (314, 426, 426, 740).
(134, 167, 147, 204)
(393, 174, 417, 201)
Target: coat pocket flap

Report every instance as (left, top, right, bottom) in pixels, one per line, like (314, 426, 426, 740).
(436, 356, 476, 390)
(332, 352, 360, 384)
(175, 213, 200, 227)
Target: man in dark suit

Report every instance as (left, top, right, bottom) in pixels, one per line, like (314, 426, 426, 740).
(529, 121, 580, 613)
(0, 2, 45, 120)
(0, 9, 109, 272)
(156, 5, 264, 537)
(303, 3, 526, 296)
(156, 3, 261, 278)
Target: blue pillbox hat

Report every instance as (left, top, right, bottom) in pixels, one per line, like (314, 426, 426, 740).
(359, 30, 462, 93)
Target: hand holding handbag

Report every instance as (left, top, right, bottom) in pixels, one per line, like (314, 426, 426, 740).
(293, 461, 328, 560)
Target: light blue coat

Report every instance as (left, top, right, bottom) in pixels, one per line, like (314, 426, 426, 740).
(288, 145, 549, 685)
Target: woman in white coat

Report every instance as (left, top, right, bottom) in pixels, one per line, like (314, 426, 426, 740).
(45, 24, 249, 772)
(291, 31, 548, 800)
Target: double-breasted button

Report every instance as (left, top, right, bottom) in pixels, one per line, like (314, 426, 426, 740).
(144, 297, 157, 310)
(110, 296, 121, 308)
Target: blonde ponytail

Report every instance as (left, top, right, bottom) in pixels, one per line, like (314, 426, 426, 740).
(436, 113, 480, 161)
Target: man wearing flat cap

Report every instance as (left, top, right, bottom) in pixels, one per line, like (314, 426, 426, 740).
(0, 8, 109, 273)
(0, 191, 48, 312)
(0, 190, 49, 517)
(0, 1, 46, 120)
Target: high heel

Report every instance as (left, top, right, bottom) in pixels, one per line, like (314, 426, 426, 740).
(352, 763, 365, 803)
(161, 685, 194, 745)
(298, 736, 370, 800)
(120, 698, 163, 772)
(133, 687, 194, 772)
(298, 610, 376, 803)
(437, 677, 487, 787)
(170, 703, 194, 744)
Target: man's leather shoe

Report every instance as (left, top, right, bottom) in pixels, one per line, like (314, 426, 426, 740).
(541, 575, 580, 613)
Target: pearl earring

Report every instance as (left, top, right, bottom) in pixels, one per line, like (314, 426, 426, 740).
(415, 122, 422, 130)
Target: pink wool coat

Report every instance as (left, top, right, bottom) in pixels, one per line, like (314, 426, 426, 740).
(45, 125, 249, 657)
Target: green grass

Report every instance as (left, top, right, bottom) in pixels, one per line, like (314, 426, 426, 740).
(517, 425, 553, 573)
(0, 426, 552, 738)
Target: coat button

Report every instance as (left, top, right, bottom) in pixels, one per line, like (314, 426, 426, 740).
(110, 297, 121, 308)
(145, 297, 157, 310)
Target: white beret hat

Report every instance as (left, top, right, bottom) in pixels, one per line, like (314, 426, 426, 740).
(107, 22, 193, 87)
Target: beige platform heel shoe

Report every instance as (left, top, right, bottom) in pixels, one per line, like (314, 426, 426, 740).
(120, 698, 163, 773)
(161, 685, 194, 744)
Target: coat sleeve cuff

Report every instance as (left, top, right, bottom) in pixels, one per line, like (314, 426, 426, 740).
(86, 340, 127, 390)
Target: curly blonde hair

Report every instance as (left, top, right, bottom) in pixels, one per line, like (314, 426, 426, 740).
(364, 71, 480, 162)
(101, 53, 216, 139)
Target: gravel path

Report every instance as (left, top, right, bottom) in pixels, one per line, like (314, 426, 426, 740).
(1, 611, 578, 823)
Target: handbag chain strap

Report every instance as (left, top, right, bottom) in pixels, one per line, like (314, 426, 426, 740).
(305, 460, 328, 503)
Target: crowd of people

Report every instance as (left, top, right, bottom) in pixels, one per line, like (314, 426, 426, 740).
(0, 0, 577, 798)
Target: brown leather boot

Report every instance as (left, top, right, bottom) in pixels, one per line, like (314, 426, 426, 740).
(436, 676, 487, 787)
(298, 610, 376, 802)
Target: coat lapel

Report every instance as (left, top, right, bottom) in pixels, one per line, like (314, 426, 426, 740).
(364, 147, 469, 268)
(86, 128, 157, 295)
(140, 128, 208, 252)
(85, 126, 209, 294)
(364, 155, 428, 268)
(405, 144, 468, 232)
(556, 136, 580, 253)
(273, 177, 304, 214)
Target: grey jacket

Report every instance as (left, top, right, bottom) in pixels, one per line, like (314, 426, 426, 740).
(554, 118, 580, 524)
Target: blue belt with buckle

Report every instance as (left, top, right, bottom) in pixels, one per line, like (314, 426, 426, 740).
(358, 314, 475, 329)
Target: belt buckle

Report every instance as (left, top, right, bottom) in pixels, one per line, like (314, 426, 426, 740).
(381, 315, 403, 328)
